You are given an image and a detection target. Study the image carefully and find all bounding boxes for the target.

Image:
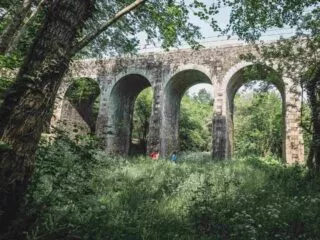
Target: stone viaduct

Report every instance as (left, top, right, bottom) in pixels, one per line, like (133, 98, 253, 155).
(51, 43, 304, 164)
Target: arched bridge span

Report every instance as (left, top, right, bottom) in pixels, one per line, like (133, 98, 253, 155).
(52, 43, 304, 164)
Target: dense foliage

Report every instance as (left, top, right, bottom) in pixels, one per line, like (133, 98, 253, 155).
(179, 90, 213, 152)
(132, 88, 153, 143)
(65, 78, 100, 104)
(19, 135, 320, 239)
(0, 55, 21, 104)
(234, 90, 283, 158)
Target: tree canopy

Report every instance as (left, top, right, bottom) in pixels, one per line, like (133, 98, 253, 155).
(0, 0, 219, 57)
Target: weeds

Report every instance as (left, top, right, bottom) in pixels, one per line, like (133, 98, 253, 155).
(22, 136, 320, 239)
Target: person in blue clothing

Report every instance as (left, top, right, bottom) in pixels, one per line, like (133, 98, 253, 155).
(170, 151, 177, 163)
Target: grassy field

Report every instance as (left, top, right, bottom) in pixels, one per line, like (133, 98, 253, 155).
(24, 137, 320, 240)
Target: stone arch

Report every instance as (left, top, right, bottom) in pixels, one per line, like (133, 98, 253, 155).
(226, 63, 284, 156)
(160, 68, 213, 156)
(221, 61, 304, 163)
(163, 64, 213, 88)
(51, 77, 101, 134)
(106, 74, 153, 155)
(106, 69, 155, 97)
(226, 62, 284, 117)
(57, 77, 101, 134)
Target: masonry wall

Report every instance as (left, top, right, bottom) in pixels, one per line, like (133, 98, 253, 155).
(58, 99, 91, 135)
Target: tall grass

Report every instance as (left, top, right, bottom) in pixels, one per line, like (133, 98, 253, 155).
(22, 136, 320, 239)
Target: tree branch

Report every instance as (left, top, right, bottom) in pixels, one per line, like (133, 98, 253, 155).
(0, 9, 9, 23)
(0, 0, 32, 54)
(70, 0, 147, 56)
(24, 0, 47, 27)
(6, 0, 47, 54)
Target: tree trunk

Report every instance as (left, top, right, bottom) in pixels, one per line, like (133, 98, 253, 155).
(306, 74, 320, 170)
(143, 120, 149, 141)
(0, 0, 95, 236)
(0, 0, 33, 54)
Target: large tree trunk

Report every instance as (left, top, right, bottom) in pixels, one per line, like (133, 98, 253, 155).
(0, 0, 33, 54)
(306, 74, 320, 170)
(0, 0, 95, 237)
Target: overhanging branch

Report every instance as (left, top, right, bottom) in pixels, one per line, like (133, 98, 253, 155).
(70, 0, 147, 56)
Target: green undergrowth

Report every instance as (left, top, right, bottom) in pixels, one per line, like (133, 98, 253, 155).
(24, 135, 320, 240)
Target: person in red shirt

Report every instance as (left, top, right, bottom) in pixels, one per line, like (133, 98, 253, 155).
(150, 150, 159, 160)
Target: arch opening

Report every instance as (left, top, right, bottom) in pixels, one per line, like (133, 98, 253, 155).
(179, 84, 214, 153)
(60, 77, 100, 135)
(161, 69, 213, 156)
(131, 87, 153, 155)
(226, 64, 285, 159)
(107, 74, 152, 155)
(233, 82, 283, 158)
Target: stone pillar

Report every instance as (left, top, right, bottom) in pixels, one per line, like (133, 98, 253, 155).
(99, 74, 152, 155)
(104, 93, 135, 155)
(212, 88, 231, 159)
(51, 77, 99, 135)
(50, 79, 72, 131)
(159, 96, 180, 157)
(146, 82, 162, 154)
(284, 77, 304, 164)
(112, 101, 134, 155)
(95, 78, 109, 146)
(58, 99, 91, 134)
